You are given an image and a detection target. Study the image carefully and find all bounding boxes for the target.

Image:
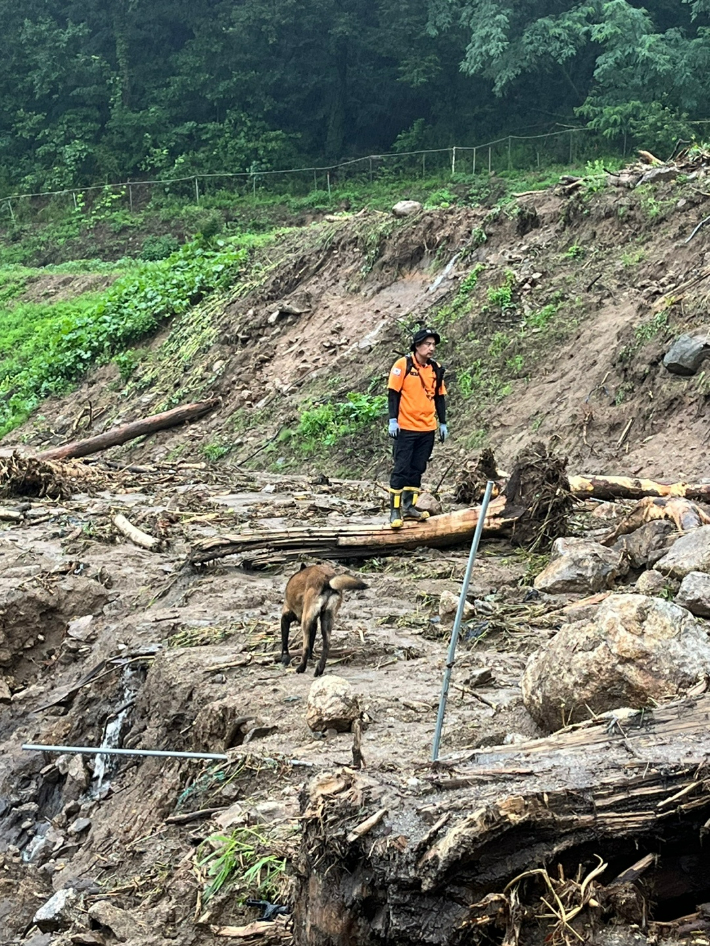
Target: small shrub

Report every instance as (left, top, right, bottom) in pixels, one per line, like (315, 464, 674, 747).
(197, 827, 286, 905)
(487, 271, 516, 310)
(424, 188, 457, 209)
(565, 244, 584, 260)
(297, 392, 387, 451)
(203, 441, 231, 461)
(140, 235, 180, 260)
(113, 348, 145, 381)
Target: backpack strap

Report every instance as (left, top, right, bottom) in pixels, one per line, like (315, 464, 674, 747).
(406, 355, 445, 396)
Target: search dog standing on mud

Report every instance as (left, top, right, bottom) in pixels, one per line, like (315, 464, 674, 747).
(280, 564, 368, 676)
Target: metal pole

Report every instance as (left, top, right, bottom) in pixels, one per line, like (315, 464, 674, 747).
(488, 147, 492, 173)
(431, 480, 495, 762)
(473, 147, 477, 176)
(422, 153, 426, 179)
(128, 183, 133, 213)
(451, 147, 456, 177)
(6, 199, 14, 223)
(508, 136, 512, 171)
(23, 744, 229, 762)
(327, 171, 331, 196)
(194, 177, 200, 204)
(369, 157, 373, 183)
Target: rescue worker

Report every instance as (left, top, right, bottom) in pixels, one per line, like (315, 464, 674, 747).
(387, 327, 447, 528)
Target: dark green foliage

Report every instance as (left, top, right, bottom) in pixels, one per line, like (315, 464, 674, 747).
(1, 0, 709, 191)
(140, 235, 181, 260)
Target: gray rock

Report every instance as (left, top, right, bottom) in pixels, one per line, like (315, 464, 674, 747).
(88, 901, 140, 942)
(392, 200, 423, 217)
(68, 817, 92, 836)
(533, 537, 625, 594)
(676, 571, 710, 617)
(32, 887, 78, 932)
(416, 492, 443, 516)
(654, 526, 710, 579)
(663, 333, 710, 376)
(635, 570, 671, 596)
(306, 676, 360, 733)
(638, 166, 678, 185)
(522, 593, 710, 732)
(613, 520, 675, 569)
(439, 590, 475, 621)
(0, 677, 10, 703)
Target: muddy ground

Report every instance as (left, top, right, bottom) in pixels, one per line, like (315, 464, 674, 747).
(0, 459, 646, 946)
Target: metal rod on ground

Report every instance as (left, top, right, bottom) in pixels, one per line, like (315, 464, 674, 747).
(23, 744, 229, 762)
(431, 479, 495, 763)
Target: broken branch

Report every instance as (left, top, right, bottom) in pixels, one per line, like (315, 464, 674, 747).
(113, 513, 161, 551)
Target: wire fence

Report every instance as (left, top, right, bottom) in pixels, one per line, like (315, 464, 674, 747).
(1, 125, 604, 221)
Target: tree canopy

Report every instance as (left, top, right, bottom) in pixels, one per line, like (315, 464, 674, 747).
(0, 0, 708, 190)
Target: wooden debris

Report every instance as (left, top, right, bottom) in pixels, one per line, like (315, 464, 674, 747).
(346, 807, 387, 843)
(351, 719, 365, 770)
(113, 513, 161, 551)
(570, 473, 710, 501)
(38, 398, 220, 461)
(165, 807, 227, 825)
(600, 495, 710, 545)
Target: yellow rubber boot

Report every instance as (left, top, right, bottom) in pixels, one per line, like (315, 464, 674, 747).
(389, 489, 404, 529)
(402, 487, 430, 521)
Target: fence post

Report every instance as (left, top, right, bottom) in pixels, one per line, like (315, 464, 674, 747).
(422, 153, 426, 179)
(569, 132, 574, 165)
(451, 147, 456, 177)
(72, 192, 78, 211)
(194, 177, 200, 204)
(327, 171, 331, 196)
(488, 147, 492, 174)
(128, 183, 133, 213)
(253, 174, 257, 197)
(369, 157, 373, 183)
(508, 136, 512, 171)
(6, 199, 13, 223)
(473, 147, 477, 176)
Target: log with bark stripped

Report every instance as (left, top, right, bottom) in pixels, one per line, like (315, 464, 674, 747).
(570, 474, 710, 502)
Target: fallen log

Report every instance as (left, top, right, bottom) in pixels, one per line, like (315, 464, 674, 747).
(188, 495, 518, 566)
(600, 496, 710, 545)
(294, 691, 710, 946)
(37, 398, 220, 461)
(571, 473, 710, 502)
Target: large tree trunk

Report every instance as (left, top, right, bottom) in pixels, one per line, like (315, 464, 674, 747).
(188, 495, 520, 567)
(37, 399, 220, 461)
(294, 691, 710, 946)
(570, 474, 710, 502)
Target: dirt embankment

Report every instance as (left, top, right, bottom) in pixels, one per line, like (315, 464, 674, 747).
(7, 167, 710, 485)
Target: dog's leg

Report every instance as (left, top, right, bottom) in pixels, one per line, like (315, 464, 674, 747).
(280, 611, 296, 667)
(296, 615, 318, 674)
(315, 608, 334, 677)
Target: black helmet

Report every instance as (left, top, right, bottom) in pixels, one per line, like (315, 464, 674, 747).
(411, 327, 441, 351)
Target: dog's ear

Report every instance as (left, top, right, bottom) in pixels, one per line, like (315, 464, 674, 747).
(299, 562, 307, 571)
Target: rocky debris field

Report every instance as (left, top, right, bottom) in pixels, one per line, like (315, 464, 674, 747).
(0, 455, 710, 945)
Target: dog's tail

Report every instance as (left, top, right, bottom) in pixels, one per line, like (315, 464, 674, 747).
(329, 574, 368, 592)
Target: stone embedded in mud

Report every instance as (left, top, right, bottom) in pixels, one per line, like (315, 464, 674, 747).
(192, 694, 260, 751)
(663, 333, 710, 376)
(613, 519, 675, 569)
(654, 526, 710, 579)
(438, 590, 474, 621)
(533, 537, 625, 594)
(88, 901, 139, 942)
(415, 492, 442, 516)
(306, 675, 360, 733)
(522, 593, 710, 732)
(32, 887, 78, 932)
(638, 166, 678, 186)
(68, 817, 92, 836)
(392, 200, 423, 217)
(0, 677, 10, 702)
(676, 571, 710, 618)
(56, 754, 89, 802)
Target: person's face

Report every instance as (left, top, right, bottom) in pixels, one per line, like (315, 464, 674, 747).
(415, 337, 436, 361)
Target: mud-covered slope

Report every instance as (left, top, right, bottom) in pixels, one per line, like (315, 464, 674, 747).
(7, 168, 710, 484)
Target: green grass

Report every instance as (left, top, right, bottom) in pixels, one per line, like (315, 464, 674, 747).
(0, 236, 255, 435)
(197, 826, 286, 905)
(297, 391, 387, 453)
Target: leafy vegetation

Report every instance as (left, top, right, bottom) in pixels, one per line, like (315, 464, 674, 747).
(0, 238, 252, 435)
(297, 392, 387, 453)
(197, 827, 286, 904)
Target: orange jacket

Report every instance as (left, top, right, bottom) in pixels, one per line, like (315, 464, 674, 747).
(388, 356, 447, 432)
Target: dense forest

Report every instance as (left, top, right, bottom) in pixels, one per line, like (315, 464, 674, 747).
(1, 0, 709, 191)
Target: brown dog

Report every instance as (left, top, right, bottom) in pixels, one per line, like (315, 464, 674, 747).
(280, 564, 368, 676)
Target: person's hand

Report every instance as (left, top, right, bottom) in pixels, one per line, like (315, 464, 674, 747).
(388, 418, 399, 438)
(439, 424, 448, 443)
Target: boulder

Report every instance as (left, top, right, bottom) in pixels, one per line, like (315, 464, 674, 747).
(654, 526, 710, 579)
(88, 901, 141, 942)
(533, 537, 625, 594)
(192, 694, 256, 751)
(392, 200, 423, 217)
(439, 590, 475, 621)
(416, 492, 443, 517)
(635, 570, 672, 596)
(613, 520, 675, 569)
(522, 593, 710, 732)
(306, 676, 360, 733)
(676, 571, 710, 618)
(663, 333, 710, 376)
(638, 166, 678, 186)
(56, 754, 89, 801)
(33, 888, 78, 932)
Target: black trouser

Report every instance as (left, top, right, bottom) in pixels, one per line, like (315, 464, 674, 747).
(390, 429, 435, 490)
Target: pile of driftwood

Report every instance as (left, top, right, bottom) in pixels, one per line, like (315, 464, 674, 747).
(293, 688, 710, 946)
